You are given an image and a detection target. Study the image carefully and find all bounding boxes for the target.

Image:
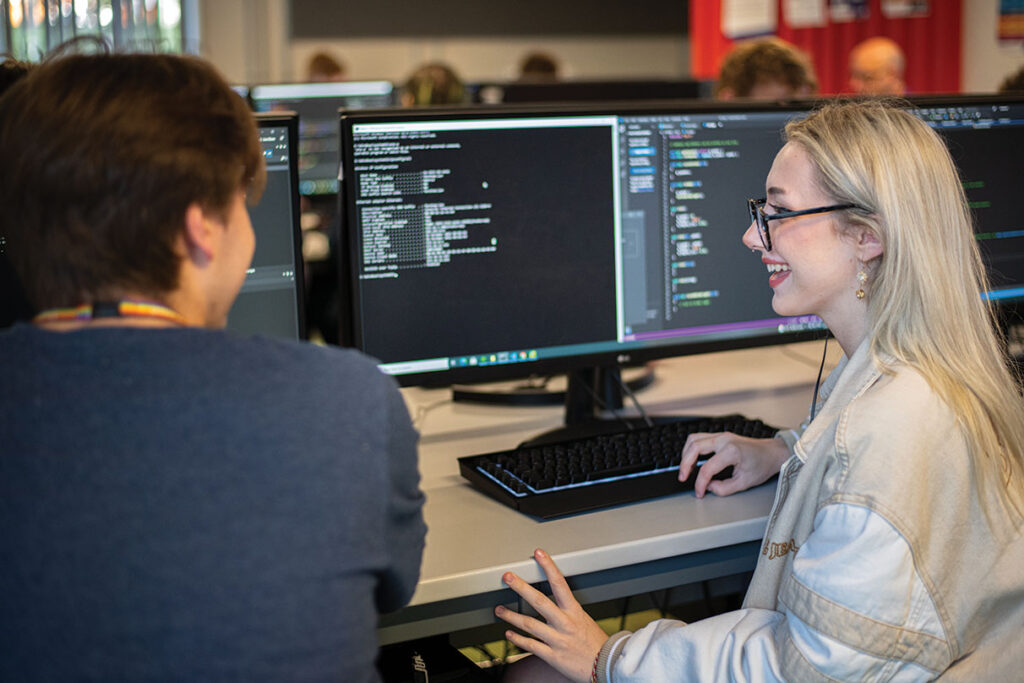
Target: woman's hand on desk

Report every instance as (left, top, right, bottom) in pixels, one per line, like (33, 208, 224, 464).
(495, 548, 609, 683)
(680, 433, 790, 498)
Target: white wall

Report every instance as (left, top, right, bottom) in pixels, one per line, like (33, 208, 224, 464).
(962, 0, 1024, 92)
(197, 0, 291, 85)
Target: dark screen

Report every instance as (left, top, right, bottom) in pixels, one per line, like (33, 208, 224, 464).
(915, 99, 1024, 303)
(225, 118, 305, 340)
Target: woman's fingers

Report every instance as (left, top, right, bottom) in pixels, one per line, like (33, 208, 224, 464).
(679, 431, 716, 481)
(502, 568, 570, 627)
(532, 548, 577, 609)
(495, 602, 558, 642)
(495, 549, 610, 682)
(693, 444, 739, 497)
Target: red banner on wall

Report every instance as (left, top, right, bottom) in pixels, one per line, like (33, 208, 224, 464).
(691, 0, 961, 95)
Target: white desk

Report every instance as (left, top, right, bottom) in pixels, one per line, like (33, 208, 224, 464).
(378, 341, 840, 645)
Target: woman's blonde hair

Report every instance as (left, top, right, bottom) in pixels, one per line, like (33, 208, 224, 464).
(786, 99, 1024, 522)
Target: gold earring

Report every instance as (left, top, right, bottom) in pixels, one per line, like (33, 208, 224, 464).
(855, 264, 868, 300)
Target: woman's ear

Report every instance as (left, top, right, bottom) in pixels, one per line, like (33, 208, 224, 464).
(856, 226, 883, 263)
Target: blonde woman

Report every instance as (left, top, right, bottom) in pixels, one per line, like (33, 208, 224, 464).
(496, 100, 1024, 682)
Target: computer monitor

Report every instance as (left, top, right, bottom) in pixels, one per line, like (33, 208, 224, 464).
(250, 81, 396, 196)
(906, 94, 1024, 320)
(337, 100, 827, 426)
(226, 112, 306, 340)
(470, 79, 711, 105)
(338, 95, 1024, 426)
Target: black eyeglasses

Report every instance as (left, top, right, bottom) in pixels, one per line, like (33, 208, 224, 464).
(748, 198, 863, 251)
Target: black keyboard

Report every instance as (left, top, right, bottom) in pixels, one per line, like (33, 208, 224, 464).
(457, 414, 777, 518)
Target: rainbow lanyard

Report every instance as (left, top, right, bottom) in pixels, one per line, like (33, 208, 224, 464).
(34, 300, 187, 326)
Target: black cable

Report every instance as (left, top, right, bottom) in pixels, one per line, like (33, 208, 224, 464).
(700, 580, 715, 617)
(809, 337, 830, 422)
(577, 369, 636, 430)
(649, 589, 671, 618)
(614, 368, 654, 427)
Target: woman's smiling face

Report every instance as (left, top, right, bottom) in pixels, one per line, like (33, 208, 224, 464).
(742, 142, 865, 336)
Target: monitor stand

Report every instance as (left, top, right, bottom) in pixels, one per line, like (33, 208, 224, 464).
(454, 363, 704, 446)
(523, 364, 692, 446)
(450, 364, 656, 406)
(452, 362, 708, 448)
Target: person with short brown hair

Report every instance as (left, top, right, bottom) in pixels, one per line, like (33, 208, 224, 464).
(519, 51, 560, 82)
(998, 62, 1024, 94)
(715, 37, 817, 100)
(305, 50, 346, 82)
(0, 53, 425, 681)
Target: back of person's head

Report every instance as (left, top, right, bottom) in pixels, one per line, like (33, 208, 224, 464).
(518, 51, 560, 82)
(997, 63, 1024, 94)
(848, 36, 906, 95)
(401, 62, 466, 106)
(0, 56, 33, 95)
(0, 52, 265, 312)
(306, 50, 346, 82)
(786, 99, 1024, 520)
(714, 37, 817, 100)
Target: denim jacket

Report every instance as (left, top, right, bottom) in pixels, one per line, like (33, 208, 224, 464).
(596, 340, 1024, 682)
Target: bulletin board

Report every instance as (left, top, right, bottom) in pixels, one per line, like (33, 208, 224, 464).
(690, 0, 962, 95)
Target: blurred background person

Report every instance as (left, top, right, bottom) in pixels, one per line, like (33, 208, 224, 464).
(517, 50, 560, 82)
(998, 63, 1024, 94)
(848, 36, 906, 95)
(305, 50, 346, 82)
(400, 62, 467, 106)
(714, 37, 817, 100)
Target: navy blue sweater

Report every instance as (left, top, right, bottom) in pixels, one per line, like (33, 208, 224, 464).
(0, 325, 426, 682)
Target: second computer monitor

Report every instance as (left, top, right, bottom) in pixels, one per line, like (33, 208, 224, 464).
(251, 81, 396, 195)
(909, 95, 1024, 311)
(226, 112, 306, 340)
